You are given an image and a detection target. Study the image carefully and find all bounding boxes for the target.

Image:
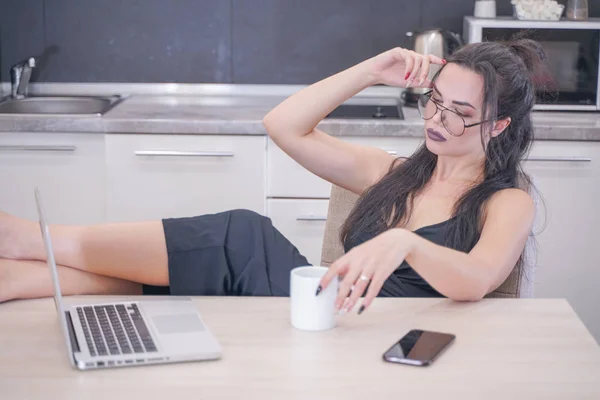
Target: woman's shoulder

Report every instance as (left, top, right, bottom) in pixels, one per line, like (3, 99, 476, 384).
(483, 188, 536, 224)
(492, 187, 533, 200)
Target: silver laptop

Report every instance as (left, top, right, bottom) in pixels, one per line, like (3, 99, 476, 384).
(34, 188, 222, 370)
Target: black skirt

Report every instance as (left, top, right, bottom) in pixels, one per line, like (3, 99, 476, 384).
(143, 209, 309, 296)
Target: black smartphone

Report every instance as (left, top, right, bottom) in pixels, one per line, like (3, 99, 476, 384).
(382, 329, 456, 366)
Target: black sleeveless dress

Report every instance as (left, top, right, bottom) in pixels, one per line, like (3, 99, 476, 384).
(143, 210, 455, 298)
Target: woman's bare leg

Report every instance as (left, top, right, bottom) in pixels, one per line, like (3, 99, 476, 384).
(0, 258, 142, 303)
(0, 212, 169, 285)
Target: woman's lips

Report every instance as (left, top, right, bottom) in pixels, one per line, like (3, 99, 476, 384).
(426, 128, 447, 142)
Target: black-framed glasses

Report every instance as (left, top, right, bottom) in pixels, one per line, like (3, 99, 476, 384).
(417, 90, 494, 137)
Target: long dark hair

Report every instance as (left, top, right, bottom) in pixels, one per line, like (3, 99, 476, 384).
(341, 39, 547, 281)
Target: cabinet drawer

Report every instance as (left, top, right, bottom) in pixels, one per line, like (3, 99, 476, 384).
(525, 140, 596, 169)
(0, 132, 106, 223)
(106, 134, 266, 222)
(267, 198, 330, 266)
(267, 137, 423, 198)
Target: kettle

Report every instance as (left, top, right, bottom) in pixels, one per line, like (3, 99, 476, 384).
(402, 29, 463, 107)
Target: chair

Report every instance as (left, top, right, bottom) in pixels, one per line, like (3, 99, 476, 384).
(320, 185, 535, 298)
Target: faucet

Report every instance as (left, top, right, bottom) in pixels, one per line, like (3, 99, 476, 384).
(10, 57, 36, 99)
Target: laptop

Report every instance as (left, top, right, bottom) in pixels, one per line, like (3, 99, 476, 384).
(34, 188, 222, 370)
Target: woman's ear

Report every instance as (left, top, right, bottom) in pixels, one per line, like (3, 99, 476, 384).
(491, 117, 511, 138)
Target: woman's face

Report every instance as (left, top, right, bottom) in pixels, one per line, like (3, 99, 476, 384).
(422, 63, 488, 159)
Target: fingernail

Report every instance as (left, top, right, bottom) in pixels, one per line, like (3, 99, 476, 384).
(442, 59, 447, 64)
(404, 72, 410, 80)
(358, 305, 366, 315)
(315, 285, 322, 296)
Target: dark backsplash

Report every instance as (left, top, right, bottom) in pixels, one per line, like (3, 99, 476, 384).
(1, 0, 598, 84)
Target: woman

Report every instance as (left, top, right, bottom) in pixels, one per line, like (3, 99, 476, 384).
(0, 39, 542, 314)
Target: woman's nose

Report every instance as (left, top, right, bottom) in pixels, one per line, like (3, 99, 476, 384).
(431, 107, 444, 124)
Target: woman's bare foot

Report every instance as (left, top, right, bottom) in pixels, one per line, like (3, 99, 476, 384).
(0, 211, 41, 260)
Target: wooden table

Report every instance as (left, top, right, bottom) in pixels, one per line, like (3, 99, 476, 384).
(1, 296, 599, 399)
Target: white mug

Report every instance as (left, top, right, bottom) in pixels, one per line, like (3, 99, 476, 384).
(474, 0, 497, 18)
(290, 266, 339, 331)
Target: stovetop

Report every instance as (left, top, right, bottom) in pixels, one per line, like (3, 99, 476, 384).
(325, 104, 404, 120)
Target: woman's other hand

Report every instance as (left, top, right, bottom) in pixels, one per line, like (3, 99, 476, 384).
(366, 47, 446, 88)
(318, 228, 415, 314)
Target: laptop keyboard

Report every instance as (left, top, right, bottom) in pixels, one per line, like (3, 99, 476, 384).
(76, 303, 157, 357)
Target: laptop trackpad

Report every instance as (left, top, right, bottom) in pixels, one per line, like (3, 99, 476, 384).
(152, 314, 205, 334)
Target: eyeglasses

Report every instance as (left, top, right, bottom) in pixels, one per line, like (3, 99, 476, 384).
(417, 90, 493, 137)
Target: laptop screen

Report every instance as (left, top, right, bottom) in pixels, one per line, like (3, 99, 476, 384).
(34, 188, 76, 367)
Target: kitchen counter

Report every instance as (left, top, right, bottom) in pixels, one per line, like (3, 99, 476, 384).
(1, 84, 600, 140)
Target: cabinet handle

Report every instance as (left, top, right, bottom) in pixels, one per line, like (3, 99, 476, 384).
(134, 150, 235, 157)
(0, 145, 77, 152)
(296, 216, 328, 221)
(525, 156, 592, 162)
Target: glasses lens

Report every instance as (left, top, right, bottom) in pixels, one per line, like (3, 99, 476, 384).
(418, 93, 436, 120)
(441, 110, 465, 136)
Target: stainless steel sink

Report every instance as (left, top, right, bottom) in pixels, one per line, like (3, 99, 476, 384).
(0, 95, 127, 116)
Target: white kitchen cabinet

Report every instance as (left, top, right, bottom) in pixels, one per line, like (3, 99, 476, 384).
(267, 198, 330, 266)
(267, 137, 424, 198)
(524, 140, 600, 342)
(106, 134, 266, 222)
(0, 132, 106, 224)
